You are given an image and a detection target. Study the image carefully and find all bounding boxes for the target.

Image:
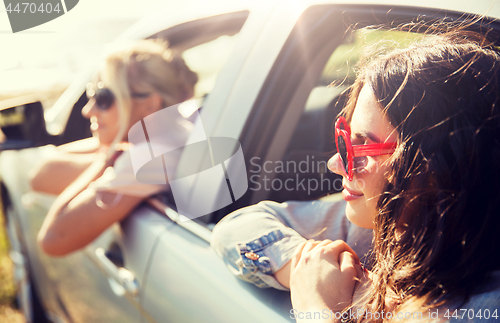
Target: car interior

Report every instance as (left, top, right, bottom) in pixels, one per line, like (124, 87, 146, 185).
(264, 27, 422, 203)
(205, 28, 409, 224)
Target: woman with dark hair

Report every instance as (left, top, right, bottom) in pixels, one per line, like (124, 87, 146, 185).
(212, 28, 500, 321)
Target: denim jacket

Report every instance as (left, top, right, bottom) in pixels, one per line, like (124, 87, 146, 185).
(211, 194, 373, 290)
(211, 195, 500, 321)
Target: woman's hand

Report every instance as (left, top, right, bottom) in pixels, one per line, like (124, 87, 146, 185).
(290, 239, 363, 320)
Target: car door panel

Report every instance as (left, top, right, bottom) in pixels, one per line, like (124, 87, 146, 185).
(38, 230, 140, 323)
(141, 211, 293, 323)
(0, 146, 171, 323)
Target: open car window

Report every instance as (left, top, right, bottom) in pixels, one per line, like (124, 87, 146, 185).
(182, 35, 240, 99)
(215, 4, 500, 223)
(47, 11, 248, 144)
(151, 5, 500, 228)
(249, 27, 424, 204)
(143, 14, 249, 226)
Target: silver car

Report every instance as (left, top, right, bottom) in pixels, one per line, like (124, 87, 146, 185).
(1, 1, 499, 322)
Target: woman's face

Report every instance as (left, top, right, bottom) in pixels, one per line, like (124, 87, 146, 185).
(328, 84, 397, 229)
(82, 84, 162, 147)
(81, 92, 121, 147)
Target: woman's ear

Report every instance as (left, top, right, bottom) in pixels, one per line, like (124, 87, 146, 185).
(156, 93, 165, 111)
(145, 93, 164, 115)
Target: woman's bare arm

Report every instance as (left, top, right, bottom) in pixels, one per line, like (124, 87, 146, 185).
(29, 138, 101, 195)
(38, 189, 143, 256)
(275, 260, 293, 289)
(37, 153, 143, 256)
(30, 153, 98, 195)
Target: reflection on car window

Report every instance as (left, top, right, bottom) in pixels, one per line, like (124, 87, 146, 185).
(267, 29, 422, 202)
(321, 29, 422, 86)
(182, 34, 239, 98)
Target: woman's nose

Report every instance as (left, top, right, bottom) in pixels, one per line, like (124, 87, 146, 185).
(328, 153, 344, 176)
(81, 100, 96, 119)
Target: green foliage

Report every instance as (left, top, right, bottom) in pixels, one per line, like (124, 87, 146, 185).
(321, 29, 422, 86)
(0, 201, 24, 321)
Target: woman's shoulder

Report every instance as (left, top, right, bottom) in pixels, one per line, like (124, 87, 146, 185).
(57, 137, 100, 154)
(445, 271, 500, 321)
(464, 271, 500, 308)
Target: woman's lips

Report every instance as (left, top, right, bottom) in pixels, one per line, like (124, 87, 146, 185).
(342, 185, 364, 201)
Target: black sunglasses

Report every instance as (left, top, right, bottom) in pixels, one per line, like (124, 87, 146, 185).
(86, 83, 152, 111)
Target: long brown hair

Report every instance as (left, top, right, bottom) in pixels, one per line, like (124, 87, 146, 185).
(342, 26, 500, 320)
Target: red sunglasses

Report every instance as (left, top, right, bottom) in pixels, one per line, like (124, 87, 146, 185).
(335, 116, 397, 181)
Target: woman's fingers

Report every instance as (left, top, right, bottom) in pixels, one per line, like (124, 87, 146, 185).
(302, 239, 321, 252)
(338, 251, 360, 304)
(290, 241, 360, 314)
(292, 240, 322, 267)
(339, 251, 358, 278)
(323, 240, 360, 264)
(292, 239, 359, 270)
(315, 239, 333, 248)
(354, 257, 364, 279)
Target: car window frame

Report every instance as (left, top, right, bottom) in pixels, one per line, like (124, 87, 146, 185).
(237, 4, 500, 207)
(50, 10, 250, 147)
(144, 4, 500, 228)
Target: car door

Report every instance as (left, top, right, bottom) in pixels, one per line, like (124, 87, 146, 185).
(0, 147, 161, 323)
(139, 3, 318, 322)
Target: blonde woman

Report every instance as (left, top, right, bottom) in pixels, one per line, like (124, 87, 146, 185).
(31, 40, 198, 256)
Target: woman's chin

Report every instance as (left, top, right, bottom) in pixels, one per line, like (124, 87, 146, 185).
(345, 203, 375, 230)
(92, 130, 113, 147)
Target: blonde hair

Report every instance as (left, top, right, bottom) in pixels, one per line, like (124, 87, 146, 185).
(97, 39, 198, 157)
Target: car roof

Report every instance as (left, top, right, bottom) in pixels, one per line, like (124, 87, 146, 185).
(116, 2, 255, 41)
(118, 0, 499, 41)
(302, 0, 500, 20)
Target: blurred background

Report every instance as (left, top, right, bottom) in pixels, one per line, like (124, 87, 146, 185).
(0, 0, 234, 103)
(0, 0, 234, 321)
